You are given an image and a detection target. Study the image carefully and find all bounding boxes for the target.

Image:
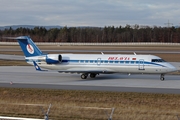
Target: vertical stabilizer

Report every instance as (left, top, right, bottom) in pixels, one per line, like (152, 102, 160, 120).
(16, 36, 43, 57)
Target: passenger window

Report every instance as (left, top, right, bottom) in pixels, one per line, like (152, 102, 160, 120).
(115, 61, 119, 64)
(120, 61, 124, 64)
(104, 61, 108, 63)
(109, 61, 113, 63)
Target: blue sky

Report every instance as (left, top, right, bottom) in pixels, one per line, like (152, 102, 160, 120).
(0, 0, 180, 27)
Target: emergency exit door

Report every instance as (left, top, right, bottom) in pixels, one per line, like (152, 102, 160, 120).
(139, 59, 145, 70)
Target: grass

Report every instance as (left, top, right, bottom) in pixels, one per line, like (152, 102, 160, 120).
(0, 45, 180, 119)
(1, 88, 180, 120)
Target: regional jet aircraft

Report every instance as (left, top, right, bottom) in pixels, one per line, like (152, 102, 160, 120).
(9, 36, 177, 81)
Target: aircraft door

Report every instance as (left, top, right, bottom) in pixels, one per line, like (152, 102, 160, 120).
(139, 59, 145, 70)
(97, 58, 101, 65)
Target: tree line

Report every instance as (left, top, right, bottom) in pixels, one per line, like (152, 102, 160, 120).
(0, 25, 180, 43)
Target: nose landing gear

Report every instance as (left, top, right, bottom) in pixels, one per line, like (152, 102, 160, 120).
(160, 74, 165, 81)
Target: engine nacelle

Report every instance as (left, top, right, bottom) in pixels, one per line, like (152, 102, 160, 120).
(46, 54, 62, 64)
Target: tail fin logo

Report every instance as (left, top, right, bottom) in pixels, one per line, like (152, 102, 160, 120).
(26, 44, 34, 54)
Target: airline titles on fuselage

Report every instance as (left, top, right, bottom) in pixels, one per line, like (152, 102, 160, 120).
(108, 57, 136, 61)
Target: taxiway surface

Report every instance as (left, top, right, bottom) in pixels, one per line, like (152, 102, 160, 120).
(0, 66, 180, 94)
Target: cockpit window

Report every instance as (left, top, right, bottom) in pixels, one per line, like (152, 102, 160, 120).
(151, 59, 166, 62)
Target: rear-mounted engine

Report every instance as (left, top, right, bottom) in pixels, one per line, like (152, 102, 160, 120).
(46, 54, 62, 64)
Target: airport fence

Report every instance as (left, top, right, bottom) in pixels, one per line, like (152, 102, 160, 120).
(0, 42, 180, 46)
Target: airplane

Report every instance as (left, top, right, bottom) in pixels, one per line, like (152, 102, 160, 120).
(8, 36, 177, 81)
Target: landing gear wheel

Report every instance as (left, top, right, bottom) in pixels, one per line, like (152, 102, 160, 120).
(160, 74, 165, 81)
(160, 77, 165, 81)
(90, 73, 96, 78)
(81, 74, 88, 79)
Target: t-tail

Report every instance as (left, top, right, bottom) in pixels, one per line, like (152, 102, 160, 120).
(8, 36, 62, 65)
(15, 36, 44, 57)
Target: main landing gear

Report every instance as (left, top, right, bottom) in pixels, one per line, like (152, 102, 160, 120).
(160, 74, 165, 81)
(81, 73, 97, 79)
(81, 73, 88, 79)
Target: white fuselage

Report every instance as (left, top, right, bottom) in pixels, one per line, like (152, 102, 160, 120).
(26, 54, 177, 74)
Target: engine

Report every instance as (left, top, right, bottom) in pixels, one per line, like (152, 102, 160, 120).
(46, 54, 62, 64)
